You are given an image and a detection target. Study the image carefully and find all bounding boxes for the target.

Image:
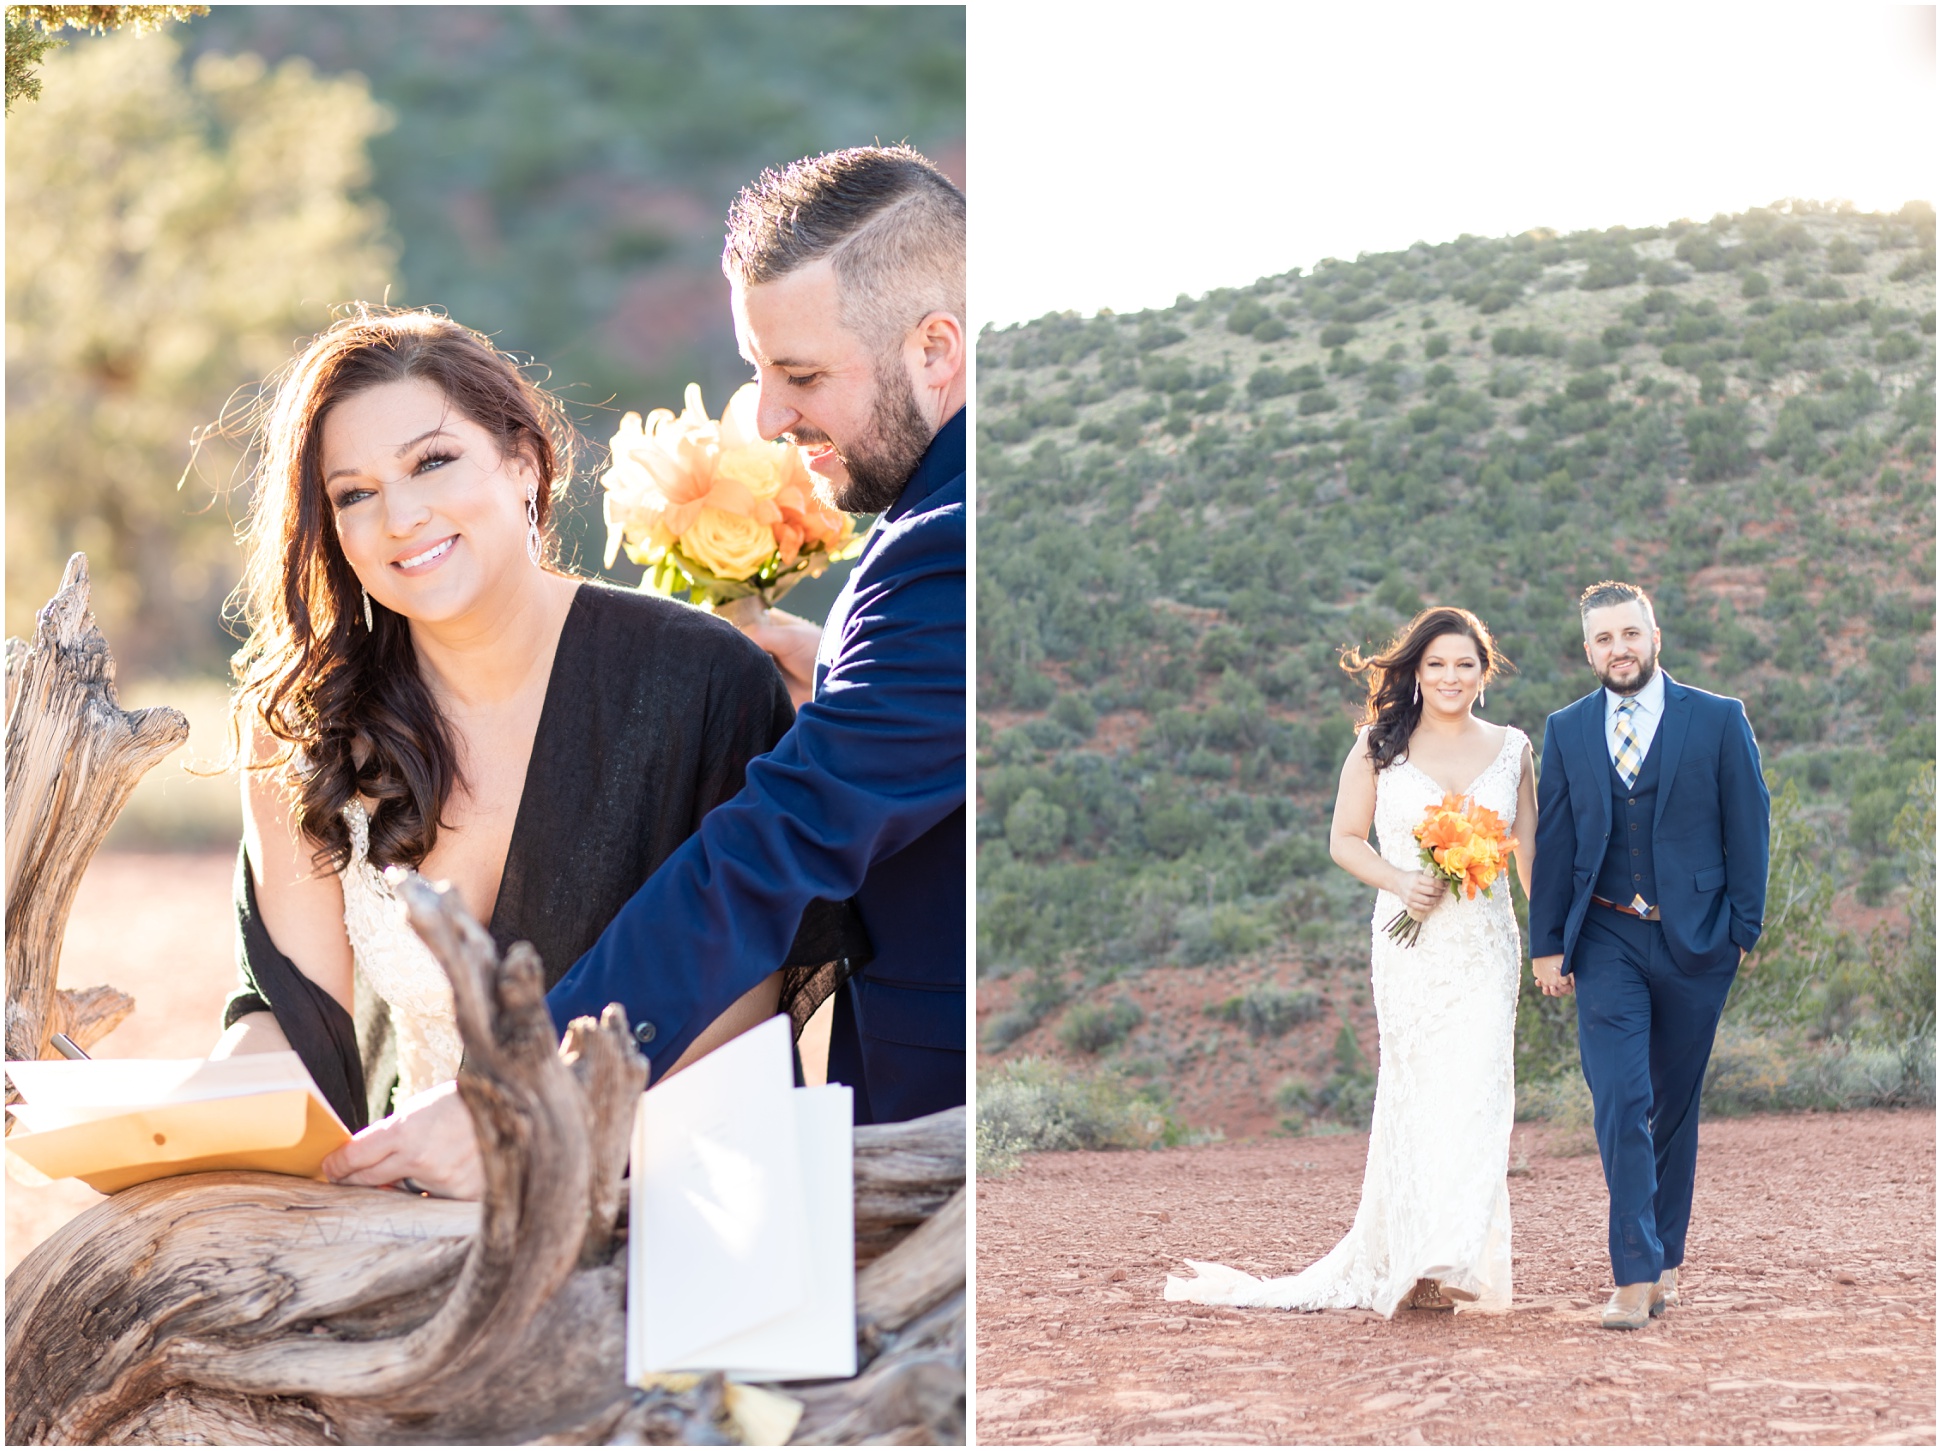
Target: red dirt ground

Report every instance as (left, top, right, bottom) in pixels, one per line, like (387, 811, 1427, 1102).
(975, 1111, 1935, 1446)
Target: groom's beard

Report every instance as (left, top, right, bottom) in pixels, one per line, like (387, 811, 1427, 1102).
(798, 363, 933, 516)
(1594, 646, 1658, 696)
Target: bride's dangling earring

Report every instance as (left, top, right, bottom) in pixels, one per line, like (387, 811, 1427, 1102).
(362, 587, 374, 632)
(1479, 686, 1487, 709)
(526, 483, 542, 566)
(1413, 680, 1420, 706)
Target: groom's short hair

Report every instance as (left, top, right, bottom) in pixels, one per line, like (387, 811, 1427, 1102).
(1579, 580, 1657, 633)
(722, 144, 966, 352)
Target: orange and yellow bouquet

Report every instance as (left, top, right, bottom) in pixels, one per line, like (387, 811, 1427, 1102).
(601, 383, 863, 622)
(1384, 792, 1512, 946)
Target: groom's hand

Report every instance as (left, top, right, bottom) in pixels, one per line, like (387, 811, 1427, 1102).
(1532, 954, 1573, 997)
(739, 607, 819, 709)
(323, 1080, 484, 1200)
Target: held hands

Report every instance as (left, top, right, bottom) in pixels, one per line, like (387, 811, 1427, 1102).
(1532, 954, 1574, 998)
(738, 606, 819, 710)
(322, 1079, 484, 1200)
(1394, 868, 1447, 923)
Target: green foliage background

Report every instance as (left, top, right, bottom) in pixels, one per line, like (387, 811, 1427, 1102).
(6, 6, 964, 676)
(976, 202, 1935, 1118)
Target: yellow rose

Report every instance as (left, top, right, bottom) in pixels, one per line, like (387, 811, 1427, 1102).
(682, 505, 776, 580)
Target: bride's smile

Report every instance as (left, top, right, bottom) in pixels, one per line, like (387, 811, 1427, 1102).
(392, 534, 457, 574)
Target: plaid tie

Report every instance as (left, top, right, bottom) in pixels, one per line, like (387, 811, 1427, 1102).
(1613, 698, 1644, 788)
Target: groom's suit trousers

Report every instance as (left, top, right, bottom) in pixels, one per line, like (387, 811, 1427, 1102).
(1573, 908, 1736, 1286)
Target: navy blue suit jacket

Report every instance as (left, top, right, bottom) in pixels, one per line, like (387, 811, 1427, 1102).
(1530, 672, 1770, 976)
(547, 410, 967, 1077)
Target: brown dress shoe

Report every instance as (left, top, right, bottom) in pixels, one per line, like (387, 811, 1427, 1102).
(1600, 1281, 1665, 1329)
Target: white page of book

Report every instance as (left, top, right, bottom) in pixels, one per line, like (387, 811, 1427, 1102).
(687, 1082, 856, 1382)
(627, 1015, 808, 1379)
(5, 1052, 331, 1131)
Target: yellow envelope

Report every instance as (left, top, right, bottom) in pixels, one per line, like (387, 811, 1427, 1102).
(6, 1056, 351, 1194)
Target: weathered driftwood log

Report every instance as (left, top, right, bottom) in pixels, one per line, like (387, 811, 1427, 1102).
(5, 554, 185, 1072)
(6, 872, 965, 1444)
(4, 558, 964, 1444)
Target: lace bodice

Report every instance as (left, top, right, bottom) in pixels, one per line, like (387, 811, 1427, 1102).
(1167, 724, 1528, 1318)
(1370, 726, 1527, 954)
(340, 800, 462, 1107)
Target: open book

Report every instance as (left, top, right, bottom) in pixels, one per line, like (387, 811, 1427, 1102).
(628, 1014, 857, 1384)
(5, 1051, 351, 1194)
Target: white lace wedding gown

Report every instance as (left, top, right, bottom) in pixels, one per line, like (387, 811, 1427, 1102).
(339, 799, 463, 1107)
(1166, 726, 1527, 1317)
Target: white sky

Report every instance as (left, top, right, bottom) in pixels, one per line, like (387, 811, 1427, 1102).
(969, 4, 1937, 329)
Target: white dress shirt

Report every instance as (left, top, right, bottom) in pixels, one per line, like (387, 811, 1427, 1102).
(1603, 667, 1666, 769)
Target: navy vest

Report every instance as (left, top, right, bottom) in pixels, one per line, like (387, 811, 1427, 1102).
(1595, 717, 1663, 909)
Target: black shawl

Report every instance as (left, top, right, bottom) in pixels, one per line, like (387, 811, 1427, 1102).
(224, 583, 868, 1129)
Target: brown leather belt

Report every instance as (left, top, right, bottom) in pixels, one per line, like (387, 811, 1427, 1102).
(1592, 893, 1661, 921)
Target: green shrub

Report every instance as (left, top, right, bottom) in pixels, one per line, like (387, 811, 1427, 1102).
(1702, 1024, 1936, 1113)
(980, 963, 1073, 1052)
(1279, 1021, 1377, 1132)
(1248, 366, 1294, 400)
(1825, 236, 1866, 275)
(1227, 297, 1269, 335)
(1297, 389, 1340, 415)
(1491, 325, 1560, 357)
(1566, 370, 1614, 402)
(1424, 332, 1449, 359)
(1487, 366, 1526, 398)
(1319, 322, 1358, 348)
(1580, 248, 1640, 290)
(1890, 250, 1935, 283)
(1005, 788, 1068, 860)
(1050, 692, 1098, 736)
(1058, 996, 1145, 1054)
(976, 1114, 1023, 1177)
(1565, 337, 1610, 369)
(1683, 403, 1752, 481)
(1875, 331, 1923, 365)
(976, 1057, 1188, 1152)
(1204, 985, 1323, 1038)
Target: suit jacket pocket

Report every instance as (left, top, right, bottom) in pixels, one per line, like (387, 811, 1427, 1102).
(1694, 864, 1727, 892)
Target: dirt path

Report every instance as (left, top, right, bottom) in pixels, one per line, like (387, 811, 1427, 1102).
(976, 1112, 1935, 1446)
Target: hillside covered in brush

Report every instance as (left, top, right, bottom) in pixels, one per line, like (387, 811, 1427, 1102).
(976, 201, 1934, 1127)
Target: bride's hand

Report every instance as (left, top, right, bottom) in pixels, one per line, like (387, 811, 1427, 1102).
(1396, 869, 1446, 922)
(739, 607, 819, 710)
(322, 1080, 484, 1200)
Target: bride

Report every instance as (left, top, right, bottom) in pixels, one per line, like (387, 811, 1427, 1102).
(211, 307, 857, 1196)
(1167, 606, 1536, 1316)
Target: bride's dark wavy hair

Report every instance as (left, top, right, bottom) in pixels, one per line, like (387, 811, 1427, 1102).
(227, 306, 575, 873)
(1339, 606, 1512, 772)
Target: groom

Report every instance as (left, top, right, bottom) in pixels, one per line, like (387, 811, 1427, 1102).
(549, 143, 968, 1122)
(327, 145, 964, 1196)
(1529, 581, 1770, 1330)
